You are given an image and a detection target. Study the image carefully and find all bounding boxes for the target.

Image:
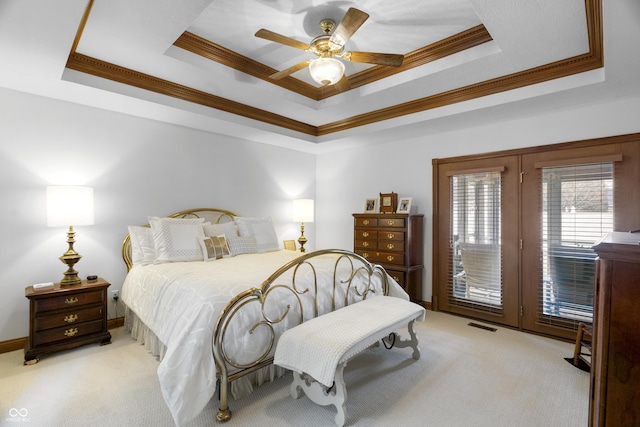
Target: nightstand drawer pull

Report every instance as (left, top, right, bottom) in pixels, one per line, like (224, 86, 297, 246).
(388, 233, 395, 239)
(64, 314, 78, 323)
(64, 328, 78, 337)
(387, 243, 395, 250)
(387, 255, 395, 262)
(65, 297, 79, 305)
(362, 231, 369, 238)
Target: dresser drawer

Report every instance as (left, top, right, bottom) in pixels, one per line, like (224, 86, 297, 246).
(355, 239, 377, 250)
(359, 251, 405, 266)
(354, 229, 378, 239)
(355, 218, 378, 227)
(34, 305, 104, 331)
(385, 269, 406, 286)
(378, 217, 406, 228)
(34, 290, 104, 312)
(32, 319, 105, 347)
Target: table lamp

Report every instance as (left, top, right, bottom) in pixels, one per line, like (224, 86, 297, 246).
(47, 186, 94, 285)
(292, 199, 314, 253)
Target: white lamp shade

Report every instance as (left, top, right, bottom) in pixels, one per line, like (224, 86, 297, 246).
(309, 58, 345, 86)
(47, 186, 95, 227)
(292, 199, 314, 223)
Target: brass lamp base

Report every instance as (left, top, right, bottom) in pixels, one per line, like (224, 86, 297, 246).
(298, 222, 308, 253)
(59, 226, 82, 286)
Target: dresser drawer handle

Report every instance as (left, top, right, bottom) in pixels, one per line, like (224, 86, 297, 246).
(64, 314, 78, 323)
(362, 231, 369, 238)
(362, 252, 369, 258)
(387, 255, 395, 262)
(388, 220, 395, 226)
(388, 233, 395, 239)
(65, 297, 79, 305)
(363, 220, 369, 225)
(387, 243, 395, 250)
(64, 328, 78, 337)
(393, 275, 401, 282)
(362, 242, 369, 247)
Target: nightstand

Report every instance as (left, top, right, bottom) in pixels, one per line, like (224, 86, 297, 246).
(24, 278, 112, 365)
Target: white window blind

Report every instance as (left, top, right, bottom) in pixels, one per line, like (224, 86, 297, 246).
(449, 171, 503, 313)
(539, 162, 613, 327)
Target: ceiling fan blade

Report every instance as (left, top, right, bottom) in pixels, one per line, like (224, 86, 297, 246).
(329, 7, 369, 48)
(269, 60, 312, 80)
(255, 29, 311, 51)
(343, 51, 404, 67)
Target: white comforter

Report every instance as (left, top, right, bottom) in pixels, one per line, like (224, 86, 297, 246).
(121, 250, 407, 426)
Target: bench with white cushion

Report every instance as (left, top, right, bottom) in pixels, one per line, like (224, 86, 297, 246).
(273, 296, 426, 426)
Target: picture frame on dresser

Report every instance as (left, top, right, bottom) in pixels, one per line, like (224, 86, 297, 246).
(397, 197, 412, 214)
(364, 198, 378, 213)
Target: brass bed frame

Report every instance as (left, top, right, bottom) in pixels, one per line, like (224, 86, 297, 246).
(121, 208, 391, 422)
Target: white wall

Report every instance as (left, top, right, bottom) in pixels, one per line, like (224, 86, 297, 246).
(315, 95, 640, 303)
(0, 88, 316, 342)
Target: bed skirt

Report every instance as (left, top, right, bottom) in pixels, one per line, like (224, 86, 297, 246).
(123, 306, 286, 400)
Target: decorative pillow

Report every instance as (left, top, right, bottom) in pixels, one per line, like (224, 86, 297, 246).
(227, 236, 258, 256)
(198, 235, 231, 261)
(128, 226, 155, 266)
(235, 217, 279, 253)
(149, 217, 206, 263)
(203, 221, 237, 240)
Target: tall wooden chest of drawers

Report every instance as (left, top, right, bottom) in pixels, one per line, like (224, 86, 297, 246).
(353, 213, 424, 302)
(24, 278, 112, 364)
(590, 232, 640, 426)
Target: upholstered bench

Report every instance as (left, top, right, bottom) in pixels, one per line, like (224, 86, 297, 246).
(273, 296, 426, 426)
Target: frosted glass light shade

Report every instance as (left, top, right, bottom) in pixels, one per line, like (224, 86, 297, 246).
(309, 58, 345, 86)
(47, 186, 95, 227)
(292, 199, 314, 223)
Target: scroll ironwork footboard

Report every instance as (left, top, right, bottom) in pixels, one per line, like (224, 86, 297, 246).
(211, 248, 390, 422)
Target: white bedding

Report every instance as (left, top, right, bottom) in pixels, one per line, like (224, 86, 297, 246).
(121, 250, 407, 426)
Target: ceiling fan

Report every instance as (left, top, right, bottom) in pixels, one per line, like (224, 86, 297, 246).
(255, 7, 404, 87)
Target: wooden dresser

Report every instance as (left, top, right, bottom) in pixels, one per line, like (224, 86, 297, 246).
(590, 232, 640, 426)
(24, 278, 112, 364)
(353, 213, 424, 302)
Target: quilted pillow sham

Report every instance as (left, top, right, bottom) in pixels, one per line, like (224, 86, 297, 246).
(128, 225, 155, 266)
(234, 217, 279, 253)
(149, 217, 206, 263)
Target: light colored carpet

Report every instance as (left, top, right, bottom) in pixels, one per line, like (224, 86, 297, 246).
(0, 311, 589, 427)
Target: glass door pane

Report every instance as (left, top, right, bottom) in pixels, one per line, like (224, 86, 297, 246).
(540, 163, 613, 327)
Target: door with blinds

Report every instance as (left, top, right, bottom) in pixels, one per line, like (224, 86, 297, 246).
(434, 155, 520, 327)
(520, 145, 628, 339)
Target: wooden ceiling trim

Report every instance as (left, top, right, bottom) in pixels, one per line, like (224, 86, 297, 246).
(316, 49, 603, 136)
(346, 25, 492, 89)
(65, 52, 318, 136)
(174, 32, 320, 100)
(175, 26, 491, 100)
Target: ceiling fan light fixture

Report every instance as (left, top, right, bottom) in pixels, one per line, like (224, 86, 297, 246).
(309, 57, 345, 86)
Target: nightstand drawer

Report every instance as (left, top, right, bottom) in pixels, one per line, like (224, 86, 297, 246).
(34, 306, 104, 331)
(32, 319, 105, 347)
(34, 290, 104, 312)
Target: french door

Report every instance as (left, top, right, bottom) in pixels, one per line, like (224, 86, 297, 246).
(433, 136, 640, 338)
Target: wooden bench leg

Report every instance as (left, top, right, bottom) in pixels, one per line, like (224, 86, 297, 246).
(381, 319, 421, 360)
(290, 363, 348, 427)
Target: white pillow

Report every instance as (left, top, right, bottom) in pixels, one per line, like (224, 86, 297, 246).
(198, 235, 231, 261)
(128, 226, 155, 266)
(149, 217, 206, 263)
(227, 236, 258, 255)
(203, 222, 237, 240)
(235, 217, 280, 253)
